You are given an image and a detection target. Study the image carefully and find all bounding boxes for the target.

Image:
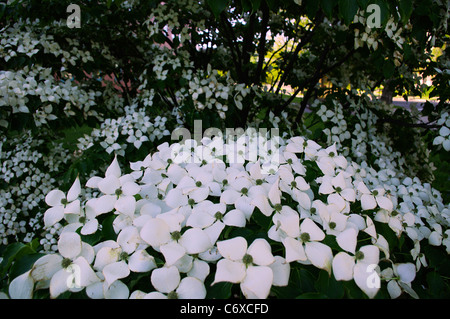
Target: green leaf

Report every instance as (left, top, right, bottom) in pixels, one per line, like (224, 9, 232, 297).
(398, 0, 413, 24)
(382, 59, 395, 79)
(315, 270, 345, 298)
(80, 230, 103, 246)
(102, 215, 118, 241)
(250, 0, 261, 12)
(357, 0, 369, 8)
(0, 243, 25, 277)
(320, 0, 335, 19)
(339, 0, 359, 25)
(241, 0, 252, 12)
(343, 279, 366, 298)
(0, 241, 38, 279)
(207, 0, 229, 18)
(251, 208, 272, 230)
(9, 253, 45, 281)
(206, 282, 233, 298)
(306, 0, 320, 20)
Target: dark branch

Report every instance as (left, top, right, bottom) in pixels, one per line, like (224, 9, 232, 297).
(253, 1, 270, 85)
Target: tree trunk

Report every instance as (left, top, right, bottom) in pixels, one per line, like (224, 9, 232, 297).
(380, 80, 393, 104)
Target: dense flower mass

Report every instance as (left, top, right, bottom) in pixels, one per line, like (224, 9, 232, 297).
(8, 133, 449, 299)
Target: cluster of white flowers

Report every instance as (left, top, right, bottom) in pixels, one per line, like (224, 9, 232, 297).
(145, 0, 205, 45)
(188, 67, 250, 119)
(353, 9, 382, 51)
(353, 12, 406, 51)
(312, 93, 440, 179)
(8, 132, 449, 299)
(77, 104, 170, 156)
(384, 17, 406, 49)
(0, 20, 105, 127)
(0, 131, 70, 245)
(316, 100, 351, 157)
(433, 112, 450, 151)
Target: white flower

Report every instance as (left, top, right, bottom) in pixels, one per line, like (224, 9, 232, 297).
(151, 266, 206, 299)
(87, 156, 140, 217)
(140, 212, 211, 266)
(381, 263, 418, 299)
(43, 177, 81, 227)
(318, 171, 355, 212)
(281, 218, 333, 274)
(357, 181, 393, 212)
(316, 144, 348, 175)
(186, 201, 246, 243)
(28, 232, 99, 298)
(332, 245, 380, 298)
(213, 237, 277, 299)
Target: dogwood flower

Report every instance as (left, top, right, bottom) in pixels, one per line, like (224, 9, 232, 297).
(318, 171, 355, 212)
(150, 266, 206, 299)
(140, 212, 212, 266)
(186, 201, 246, 243)
(43, 177, 81, 227)
(332, 244, 380, 298)
(213, 237, 277, 299)
(27, 232, 99, 298)
(281, 218, 333, 274)
(87, 157, 141, 217)
(316, 143, 348, 175)
(381, 263, 418, 299)
(357, 181, 393, 212)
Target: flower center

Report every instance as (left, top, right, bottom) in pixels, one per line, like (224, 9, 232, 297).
(60, 198, 68, 205)
(355, 251, 365, 261)
(195, 181, 202, 187)
(171, 231, 182, 241)
(214, 211, 223, 221)
(329, 221, 336, 229)
(255, 179, 263, 185)
(119, 252, 129, 262)
(188, 198, 196, 206)
(242, 254, 253, 266)
(274, 203, 282, 212)
(328, 151, 335, 157)
(61, 258, 72, 269)
(335, 186, 342, 193)
(240, 187, 248, 195)
(300, 232, 310, 242)
(372, 190, 378, 196)
(115, 188, 123, 196)
(167, 291, 178, 299)
(79, 216, 86, 224)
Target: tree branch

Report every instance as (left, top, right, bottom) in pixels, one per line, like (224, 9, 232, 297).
(275, 14, 322, 95)
(253, 1, 270, 85)
(220, 12, 243, 81)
